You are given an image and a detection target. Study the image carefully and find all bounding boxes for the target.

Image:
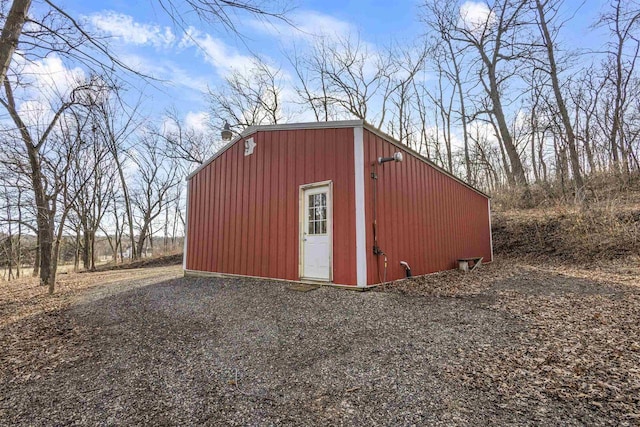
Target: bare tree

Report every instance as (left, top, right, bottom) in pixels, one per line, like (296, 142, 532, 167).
(597, 0, 640, 178)
(93, 87, 142, 260)
(533, 0, 584, 199)
(209, 56, 285, 132)
(71, 119, 115, 270)
(440, 0, 530, 186)
(130, 131, 181, 258)
(160, 108, 220, 167)
(286, 45, 337, 122)
(385, 42, 428, 145)
(303, 35, 394, 123)
(0, 69, 89, 289)
(423, 1, 474, 181)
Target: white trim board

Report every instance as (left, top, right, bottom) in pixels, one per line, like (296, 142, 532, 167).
(353, 126, 367, 287)
(182, 180, 190, 271)
(488, 199, 494, 262)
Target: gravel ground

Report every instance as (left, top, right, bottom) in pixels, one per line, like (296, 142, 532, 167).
(1, 262, 638, 426)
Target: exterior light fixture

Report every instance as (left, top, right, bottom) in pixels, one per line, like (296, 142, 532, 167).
(377, 152, 404, 164)
(221, 121, 233, 141)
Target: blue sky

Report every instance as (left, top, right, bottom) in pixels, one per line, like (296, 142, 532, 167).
(31, 0, 611, 133)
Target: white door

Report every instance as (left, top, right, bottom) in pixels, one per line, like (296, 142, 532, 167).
(301, 184, 332, 281)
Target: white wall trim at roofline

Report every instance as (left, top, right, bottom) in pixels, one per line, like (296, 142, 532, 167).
(353, 125, 367, 287)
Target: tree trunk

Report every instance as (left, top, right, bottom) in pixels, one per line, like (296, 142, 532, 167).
(136, 219, 149, 260)
(117, 161, 137, 259)
(535, 0, 584, 200)
(539, 131, 548, 182)
(74, 227, 80, 272)
(488, 67, 527, 186)
(583, 113, 596, 174)
(26, 145, 53, 287)
(49, 224, 62, 295)
(33, 233, 39, 277)
(446, 37, 472, 183)
(0, 0, 32, 88)
(82, 221, 90, 270)
(90, 229, 96, 270)
(16, 192, 21, 278)
(488, 115, 515, 186)
(6, 206, 13, 281)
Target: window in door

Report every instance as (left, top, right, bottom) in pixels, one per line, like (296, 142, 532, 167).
(307, 193, 327, 235)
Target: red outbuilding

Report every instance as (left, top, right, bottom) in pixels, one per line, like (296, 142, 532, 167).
(184, 120, 492, 288)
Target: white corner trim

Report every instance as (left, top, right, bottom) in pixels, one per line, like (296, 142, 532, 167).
(488, 199, 494, 262)
(182, 181, 190, 271)
(353, 126, 367, 287)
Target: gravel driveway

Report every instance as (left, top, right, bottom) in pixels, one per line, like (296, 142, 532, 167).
(1, 267, 634, 426)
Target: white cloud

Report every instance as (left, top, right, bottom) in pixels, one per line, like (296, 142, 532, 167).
(247, 10, 354, 42)
(20, 55, 85, 99)
(88, 11, 176, 48)
(184, 111, 210, 133)
(161, 110, 211, 136)
(180, 27, 255, 75)
(459, 1, 495, 34)
(86, 13, 270, 81)
(115, 52, 209, 95)
(467, 120, 500, 147)
(14, 56, 86, 131)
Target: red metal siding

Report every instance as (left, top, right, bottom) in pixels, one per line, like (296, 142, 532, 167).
(186, 127, 357, 285)
(362, 128, 492, 284)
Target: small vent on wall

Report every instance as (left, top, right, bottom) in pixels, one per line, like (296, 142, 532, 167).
(244, 137, 256, 156)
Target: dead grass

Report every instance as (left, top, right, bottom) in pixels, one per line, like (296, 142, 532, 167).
(492, 201, 640, 262)
(0, 266, 183, 390)
(375, 258, 518, 297)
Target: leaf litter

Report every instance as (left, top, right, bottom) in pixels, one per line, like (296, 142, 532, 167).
(379, 257, 640, 424)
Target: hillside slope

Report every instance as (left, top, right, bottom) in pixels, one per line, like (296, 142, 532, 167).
(492, 198, 640, 263)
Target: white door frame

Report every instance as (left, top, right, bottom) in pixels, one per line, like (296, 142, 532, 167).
(299, 180, 333, 281)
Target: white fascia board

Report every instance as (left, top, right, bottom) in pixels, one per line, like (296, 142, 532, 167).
(353, 125, 367, 287)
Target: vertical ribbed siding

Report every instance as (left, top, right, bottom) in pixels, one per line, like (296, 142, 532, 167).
(363, 129, 492, 284)
(185, 127, 357, 285)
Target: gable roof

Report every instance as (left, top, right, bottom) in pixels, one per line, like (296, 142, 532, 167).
(186, 120, 490, 199)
